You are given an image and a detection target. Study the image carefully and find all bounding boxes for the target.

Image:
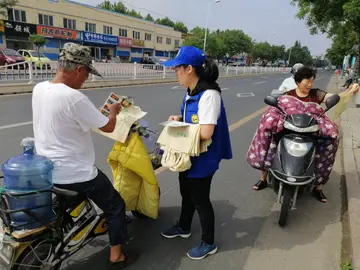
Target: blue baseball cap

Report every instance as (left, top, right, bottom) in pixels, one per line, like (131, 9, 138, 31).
(162, 46, 206, 67)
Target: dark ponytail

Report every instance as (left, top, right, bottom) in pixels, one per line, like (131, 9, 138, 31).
(193, 58, 219, 83)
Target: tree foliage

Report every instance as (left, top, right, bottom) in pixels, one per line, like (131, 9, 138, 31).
(291, 0, 360, 74)
(98, 1, 188, 33)
(28, 34, 47, 61)
(0, 0, 18, 17)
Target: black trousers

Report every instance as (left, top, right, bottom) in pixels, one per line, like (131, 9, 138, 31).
(55, 169, 129, 246)
(178, 171, 215, 245)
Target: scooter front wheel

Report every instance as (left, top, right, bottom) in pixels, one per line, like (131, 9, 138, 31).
(278, 185, 293, 227)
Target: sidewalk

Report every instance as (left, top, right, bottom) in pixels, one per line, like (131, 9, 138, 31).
(242, 74, 344, 270)
(341, 90, 360, 270)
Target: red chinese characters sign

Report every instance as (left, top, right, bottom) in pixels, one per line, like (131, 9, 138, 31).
(37, 25, 78, 40)
(118, 37, 132, 47)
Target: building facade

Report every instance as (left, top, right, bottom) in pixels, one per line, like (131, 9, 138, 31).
(0, 0, 183, 62)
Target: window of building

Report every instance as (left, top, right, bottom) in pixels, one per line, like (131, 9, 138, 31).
(175, 40, 180, 46)
(38, 14, 54, 26)
(157, 36, 163, 44)
(119, 28, 127, 37)
(133, 31, 140, 40)
(85, 22, 96, 33)
(103, 25, 113, 35)
(8, 9, 27, 22)
(145, 33, 152, 41)
(166, 38, 171, 45)
(63, 18, 76, 30)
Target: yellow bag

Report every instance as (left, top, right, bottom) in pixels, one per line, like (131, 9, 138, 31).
(107, 132, 160, 219)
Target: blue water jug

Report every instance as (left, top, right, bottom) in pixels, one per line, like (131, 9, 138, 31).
(1, 137, 55, 230)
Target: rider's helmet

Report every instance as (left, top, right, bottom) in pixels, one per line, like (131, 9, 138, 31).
(291, 63, 304, 75)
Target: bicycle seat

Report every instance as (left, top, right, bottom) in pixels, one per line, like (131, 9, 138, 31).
(53, 187, 79, 197)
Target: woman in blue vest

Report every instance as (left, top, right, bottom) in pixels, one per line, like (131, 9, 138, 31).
(160, 46, 232, 260)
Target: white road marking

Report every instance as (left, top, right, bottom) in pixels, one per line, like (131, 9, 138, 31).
(171, 86, 186, 89)
(237, 93, 255, 97)
(0, 121, 33, 131)
(262, 77, 268, 79)
(317, 76, 324, 80)
(254, 81, 267, 84)
(222, 88, 229, 91)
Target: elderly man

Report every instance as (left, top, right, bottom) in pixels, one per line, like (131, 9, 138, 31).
(32, 43, 137, 268)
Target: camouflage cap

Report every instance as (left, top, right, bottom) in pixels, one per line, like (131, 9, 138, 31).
(59, 42, 102, 77)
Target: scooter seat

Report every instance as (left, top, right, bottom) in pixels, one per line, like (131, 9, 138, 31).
(53, 187, 79, 197)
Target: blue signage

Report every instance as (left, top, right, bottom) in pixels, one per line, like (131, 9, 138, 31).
(82, 31, 118, 46)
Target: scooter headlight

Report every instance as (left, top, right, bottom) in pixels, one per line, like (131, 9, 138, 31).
(283, 138, 312, 157)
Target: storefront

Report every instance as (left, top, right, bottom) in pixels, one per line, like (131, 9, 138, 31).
(36, 25, 81, 60)
(82, 31, 118, 61)
(4, 20, 36, 50)
(131, 39, 145, 63)
(117, 37, 132, 62)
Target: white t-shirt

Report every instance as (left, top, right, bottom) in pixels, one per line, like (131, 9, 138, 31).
(32, 81, 109, 185)
(185, 90, 221, 124)
(278, 76, 297, 92)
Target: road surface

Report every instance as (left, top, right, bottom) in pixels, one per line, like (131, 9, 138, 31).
(0, 71, 342, 270)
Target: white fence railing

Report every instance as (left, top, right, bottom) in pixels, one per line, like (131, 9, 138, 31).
(0, 60, 291, 84)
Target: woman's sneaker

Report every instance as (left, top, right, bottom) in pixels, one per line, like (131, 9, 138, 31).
(161, 224, 191, 239)
(187, 241, 218, 260)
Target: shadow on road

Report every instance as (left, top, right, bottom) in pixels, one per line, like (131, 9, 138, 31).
(61, 200, 268, 270)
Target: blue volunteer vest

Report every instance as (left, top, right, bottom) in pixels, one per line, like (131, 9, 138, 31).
(180, 90, 233, 178)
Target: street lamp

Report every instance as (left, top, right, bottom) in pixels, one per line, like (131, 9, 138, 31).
(203, 0, 220, 53)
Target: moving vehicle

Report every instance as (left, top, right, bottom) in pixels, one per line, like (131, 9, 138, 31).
(264, 94, 340, 227)
(0, 123, 162, 269)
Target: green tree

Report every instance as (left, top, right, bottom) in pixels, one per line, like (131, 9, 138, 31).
(326, 26, 358, 66)
(285, 41, 313, 66)
(183, 27, 206, 48)
(97, 0, 112, 10)
(0, 0, 18, 17)
(207, 32, 227, 62)
(251, 42, 272, 60)
(145, 13, 154, 22)
(174, 22, 188, 33)
(28, 34, 47, 61)
(291, 0, 360, 76)
(111, 1, 128, 14)
(128, 9, 143, 19)
(155, 17, 175, 27)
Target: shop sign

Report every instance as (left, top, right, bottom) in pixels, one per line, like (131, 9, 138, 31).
(82, 31, 118, 46)
(4, 20, 36, 37)
(0, 20, 4, 33)
(37, 25, 79, 40)
(132, 39, 144, 47)
(118, 37, 132, 47)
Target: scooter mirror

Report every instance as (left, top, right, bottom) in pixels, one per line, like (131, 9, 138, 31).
(264, 95, 278, 107)
(325, 94, 340, 109)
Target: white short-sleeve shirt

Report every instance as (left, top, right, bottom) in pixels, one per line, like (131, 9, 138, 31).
(185, 90, 221, 125)
(32, 81, 109, 185)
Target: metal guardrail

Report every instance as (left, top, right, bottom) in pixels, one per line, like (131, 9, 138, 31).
(0, 60, 291, 84)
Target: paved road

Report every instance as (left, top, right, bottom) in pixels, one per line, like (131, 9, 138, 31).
(0, 71, 339, 270)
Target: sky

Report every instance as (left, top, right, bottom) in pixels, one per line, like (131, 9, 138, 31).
(73, 0, 332, 56)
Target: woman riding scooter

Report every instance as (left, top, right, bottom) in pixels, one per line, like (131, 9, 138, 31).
(248, 66, 359, 203)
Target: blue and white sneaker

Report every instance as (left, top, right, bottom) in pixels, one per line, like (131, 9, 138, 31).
(187, 241, 218, 260)
(161, 225, 191, 239)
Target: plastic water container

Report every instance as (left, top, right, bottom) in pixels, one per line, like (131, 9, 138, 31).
(1, 138, 55, 230)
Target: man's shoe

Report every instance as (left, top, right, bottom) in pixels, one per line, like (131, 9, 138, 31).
(161, 224, 191, 239)
(187, 241, 218, 260)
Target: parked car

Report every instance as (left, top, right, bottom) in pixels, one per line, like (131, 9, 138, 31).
(0, 48, 26, 68)
(17, 49, 51, 69)
(228, 60, 246, 67)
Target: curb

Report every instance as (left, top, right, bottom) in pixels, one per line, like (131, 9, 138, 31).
(0, 72, 285, 96)
(341, 106, 360, 270)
